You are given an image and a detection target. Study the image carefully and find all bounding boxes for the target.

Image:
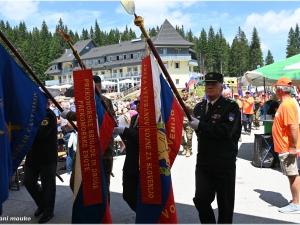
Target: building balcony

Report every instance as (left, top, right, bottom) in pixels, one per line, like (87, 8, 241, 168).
(103, 70, 141, 80)
(160, 54, 191, 61)
(189, 59, 198, 66)
(45, 79, 73, 86)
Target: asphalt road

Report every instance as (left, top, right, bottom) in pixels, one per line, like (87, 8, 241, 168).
(2, 126, 300, 224)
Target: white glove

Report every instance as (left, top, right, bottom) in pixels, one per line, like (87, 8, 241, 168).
(114, 125, 125, 134)
(187, 117, 200, 130)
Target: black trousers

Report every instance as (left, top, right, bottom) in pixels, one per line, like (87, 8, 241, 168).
(23, 163, 57, 216)
(243, 114, 253, 133)
(193, 163, 236, 224)
(122, 171, 138, 212)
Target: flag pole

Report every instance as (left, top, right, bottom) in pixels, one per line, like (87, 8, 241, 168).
(132, 15, 192, 121)
(57, 29, 117, 125)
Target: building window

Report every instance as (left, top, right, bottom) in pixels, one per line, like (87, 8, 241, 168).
(131, 53, 134, 59)
(176, 79, 179, 85)
(175, 48, 179, 54)
(137, 52, 140, 58)
(109, 56, 112, 61)
(117, 56, 119, 60)
(120, 55, 123, 60)
(175, 62, 180, 69)
(164, 62, 168, 69)
(123, 54, 127, 60)
(163, 48, 167, 55)
(98, 59, 101, 64)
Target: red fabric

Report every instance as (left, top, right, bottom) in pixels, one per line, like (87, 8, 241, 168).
(139, 56, 162, 204)
(73, 69, 103, 206)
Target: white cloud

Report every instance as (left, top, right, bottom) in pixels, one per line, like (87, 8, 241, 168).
(243, 8, 300, 34)
(260, 42, 269, 52)
(241, 7, 300, 61)
(116, 1, 199, 35)
(0, 1, 39, 21)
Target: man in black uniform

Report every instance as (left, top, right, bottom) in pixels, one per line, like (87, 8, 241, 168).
(187, 72, 241, 224)
(113, 96, 140, 212)
(23, 97, 57, 224)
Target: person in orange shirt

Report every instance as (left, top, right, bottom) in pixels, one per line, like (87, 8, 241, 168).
(272, 77, 300, 214)
(241, 91, 254, 135)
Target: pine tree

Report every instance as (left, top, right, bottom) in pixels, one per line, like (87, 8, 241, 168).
(81, 28, 89, 40)
(148, 27, 157, 37)
(39, 20, 52, 82)
(128, 27, 136, 39)
(94, 20, 101, 46)
(206, 26, 217, 72)
(214, 28, 228, 74)
(294, 23, 300, 54)
(249, 27, 264, 69)
(197, 28, 208, 74)
(264, 50, 274, 65)
(185, 29, 194, 43)
(90, 26, 94, 39)
(286, 27, 296, 58)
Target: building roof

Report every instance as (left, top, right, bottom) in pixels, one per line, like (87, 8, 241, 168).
(81, 38, 149, 59)
(48, 19, 194, 66)
(73, 58, 142, 71)
(153, 19, 194, 47)
(45, 68, 61, 75)
(50, 39, 97, 64)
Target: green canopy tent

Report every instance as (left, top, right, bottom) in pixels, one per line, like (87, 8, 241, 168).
(242, 54, 300, 86)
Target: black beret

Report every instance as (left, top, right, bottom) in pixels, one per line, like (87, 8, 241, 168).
(203, 72, 224, 83)
(93, 75, 101, 84)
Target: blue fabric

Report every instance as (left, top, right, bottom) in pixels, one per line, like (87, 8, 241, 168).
(63, 132, 75, 173)
(52, 108, 62, 132)
(67, 145, 75, 174)
(0, 43, 47, 212)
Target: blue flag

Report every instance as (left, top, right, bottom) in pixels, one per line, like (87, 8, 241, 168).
(0, 43, 48, 214)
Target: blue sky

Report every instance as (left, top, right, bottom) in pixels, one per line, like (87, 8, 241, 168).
(0, 0, 299, 65)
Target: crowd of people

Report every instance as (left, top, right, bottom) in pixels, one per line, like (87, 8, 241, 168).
(20, 73, 300, 224)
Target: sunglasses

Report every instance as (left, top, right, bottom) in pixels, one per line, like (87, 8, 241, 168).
(134, 100, 140, 105)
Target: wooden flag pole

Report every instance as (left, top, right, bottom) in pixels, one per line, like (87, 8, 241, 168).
(57, 29, 118, 126)
(132, 16, 192, 121)
(0, 30, 77, 131)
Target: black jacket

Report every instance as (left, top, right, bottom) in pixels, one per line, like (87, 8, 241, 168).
(193, 96, 242, 165)
(121, 114, 139, 176)
(26, 108, 58, 166)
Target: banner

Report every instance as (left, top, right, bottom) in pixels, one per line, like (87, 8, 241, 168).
(0, 44, 48, 214)
(139, 56, 162, 204)
(72, 69, 112, 223)
(136, 55, 183, 223)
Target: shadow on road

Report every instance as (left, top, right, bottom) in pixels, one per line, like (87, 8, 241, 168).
(254, 189, 289, 208)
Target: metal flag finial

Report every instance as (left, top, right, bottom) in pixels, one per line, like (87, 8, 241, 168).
(120, 0, 135, 15)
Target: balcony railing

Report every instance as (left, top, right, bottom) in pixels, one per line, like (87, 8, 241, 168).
(45, 79, 73, 86)
(62, 68, 72, 74)
(103, 70, 141, 79)
(160, 54, 191, 61)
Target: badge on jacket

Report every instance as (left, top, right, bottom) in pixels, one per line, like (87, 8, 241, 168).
(229, 113, 235, 121)
(41, 118, 49, 126)
(212, 114, 221, 119)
